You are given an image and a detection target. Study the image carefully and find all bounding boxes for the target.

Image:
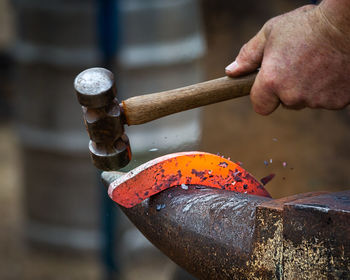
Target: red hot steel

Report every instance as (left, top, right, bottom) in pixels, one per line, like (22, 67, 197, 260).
(108, 152, 271, 208)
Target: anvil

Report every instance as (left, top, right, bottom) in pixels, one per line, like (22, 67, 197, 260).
(102, 154, 349, 280)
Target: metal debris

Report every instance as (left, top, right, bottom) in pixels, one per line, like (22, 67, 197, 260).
(156, 204, 166, 211)
(218, 162, 228, 168)
(260, 173, 275, 185)
(181, 184, 189, 190)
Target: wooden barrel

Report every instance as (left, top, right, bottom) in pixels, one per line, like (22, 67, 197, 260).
(117, 0, 206, 163)
(11, 0, 206, 255)
(12, 0, 102, 252)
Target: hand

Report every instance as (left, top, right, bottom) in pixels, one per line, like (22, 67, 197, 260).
(225, 4, 350, 115)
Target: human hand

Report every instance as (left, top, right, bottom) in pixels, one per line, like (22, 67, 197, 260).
(225, 3, 350, 115)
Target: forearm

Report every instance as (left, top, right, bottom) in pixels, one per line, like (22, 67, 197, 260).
(319, 0, 350, 36)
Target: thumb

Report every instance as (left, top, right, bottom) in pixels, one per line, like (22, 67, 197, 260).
(225, 28, 267, 77)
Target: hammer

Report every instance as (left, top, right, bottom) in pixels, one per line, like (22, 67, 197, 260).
(74, 67, 256, 171)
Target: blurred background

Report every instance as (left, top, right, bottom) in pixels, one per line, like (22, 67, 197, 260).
(0, 0, 349, 279)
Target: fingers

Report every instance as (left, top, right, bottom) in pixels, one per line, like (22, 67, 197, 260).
(250, 71, 280, 115)
(250, 71, 306, 115)
(225, 28, 267, 77)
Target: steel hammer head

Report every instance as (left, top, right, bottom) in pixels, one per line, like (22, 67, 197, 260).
(74, 67, 131, 170)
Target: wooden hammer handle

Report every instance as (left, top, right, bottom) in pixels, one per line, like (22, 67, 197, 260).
(122, 72, 257, 125)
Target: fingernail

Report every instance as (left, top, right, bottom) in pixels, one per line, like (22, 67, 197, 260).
(225, 61, 238, 72)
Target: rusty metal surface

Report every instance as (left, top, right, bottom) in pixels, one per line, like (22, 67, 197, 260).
(130, 187, 267, 279)
(249, 191, 331, 279)
(102, 172, 350, 279)
(282, 191, 350, 279)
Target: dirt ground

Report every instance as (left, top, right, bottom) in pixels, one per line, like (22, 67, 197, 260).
(0, 1, 349, 280)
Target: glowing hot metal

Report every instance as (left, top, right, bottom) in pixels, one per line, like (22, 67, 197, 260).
(108, 151, 270, 208)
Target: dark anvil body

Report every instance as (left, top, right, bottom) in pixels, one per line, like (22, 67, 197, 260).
(103, 172, 350, 279)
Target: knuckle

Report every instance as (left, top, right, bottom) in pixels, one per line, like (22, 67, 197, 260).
(264, 77, 277, 92)
(263, 18, 275, 30)
(263, 16, 279, 33)
(281, 92, 303, 107)
(259, 70, 278, 92)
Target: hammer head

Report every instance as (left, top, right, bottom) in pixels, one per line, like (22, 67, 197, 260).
(74, 67, 131, 170)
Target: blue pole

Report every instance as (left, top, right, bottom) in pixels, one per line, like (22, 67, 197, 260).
(99, 175, 119, 280)
(97, 0, 119, 69)
(96, 0, 120, 279)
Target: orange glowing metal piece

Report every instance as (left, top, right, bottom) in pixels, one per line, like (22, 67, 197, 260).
(108, 152, 271, 208)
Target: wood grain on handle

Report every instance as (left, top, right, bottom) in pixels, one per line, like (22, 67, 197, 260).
(122, 72, 257, 125)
